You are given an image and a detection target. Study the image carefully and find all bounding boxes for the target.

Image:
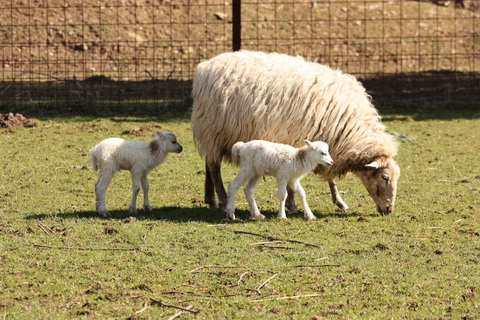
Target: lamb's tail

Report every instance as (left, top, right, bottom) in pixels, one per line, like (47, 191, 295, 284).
(230, 141, 246, 166)
(89, 147, 98, 172)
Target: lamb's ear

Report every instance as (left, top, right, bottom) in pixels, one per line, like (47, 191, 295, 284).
(152, 130, 163, 139)
(365, 161, 380, 169)
(305, 140, 314, 148)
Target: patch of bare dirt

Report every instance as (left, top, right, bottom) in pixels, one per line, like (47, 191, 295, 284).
(0, 113, 36, 128)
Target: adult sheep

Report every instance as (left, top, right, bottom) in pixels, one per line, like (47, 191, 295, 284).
(191, 51, 400, 215)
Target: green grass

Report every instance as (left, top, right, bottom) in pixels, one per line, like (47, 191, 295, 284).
(1, 109, 479, 319)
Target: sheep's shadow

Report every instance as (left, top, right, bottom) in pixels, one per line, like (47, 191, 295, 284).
(25, 206, 379, 222)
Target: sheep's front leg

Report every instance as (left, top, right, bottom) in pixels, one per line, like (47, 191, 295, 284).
(328, 180, 349, 211)
(128, 170, 142, 215)
(290, 180, 317, 220)
(95, 170, 114, 217)
(244, 175, 265, 219)
(276, 178, 289, 219)
(141, 175, 153, 212)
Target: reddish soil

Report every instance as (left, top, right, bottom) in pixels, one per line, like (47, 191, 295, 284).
(0, 113, 37, 128)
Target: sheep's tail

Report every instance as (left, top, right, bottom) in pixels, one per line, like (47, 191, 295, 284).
(231, 141, 245, 166)
(89, 148, 98, 172)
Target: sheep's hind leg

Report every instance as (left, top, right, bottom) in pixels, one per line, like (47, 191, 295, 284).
(204, 163, 217, 209)
(141, 175, 153, 212)
(206, 161, 228, 210)
(128, 170, 142, 215)
(95, 170, 114, 218)
(244, 175, 265, 220)
(286, 187, 298, 214)
(328, 180, 349, 211)
(290, 180, 316, 220)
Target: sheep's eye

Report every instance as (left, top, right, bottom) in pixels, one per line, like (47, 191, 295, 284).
(321, 152, 327, 156)
(381, 174, 389, 181)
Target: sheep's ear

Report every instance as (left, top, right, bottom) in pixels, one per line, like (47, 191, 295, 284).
(365, 161, 380, 169)
(152, 130, 162, 138)
(305, 140, 314, 148)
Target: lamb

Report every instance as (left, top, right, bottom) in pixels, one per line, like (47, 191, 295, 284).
(225, 140, 334, 220)
(89, 131, 183, 217)
(191, 50, 400, 216)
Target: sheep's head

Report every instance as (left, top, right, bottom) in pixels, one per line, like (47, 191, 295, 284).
(305, 140, 334, 167)
(356, 157, 400, 215)
(152, 131, 183, 153)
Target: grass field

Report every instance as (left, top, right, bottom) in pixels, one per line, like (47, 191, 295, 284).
(1, 108, 479, 319)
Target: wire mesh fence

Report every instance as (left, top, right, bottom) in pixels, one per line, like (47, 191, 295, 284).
(0, 0, 478, 114)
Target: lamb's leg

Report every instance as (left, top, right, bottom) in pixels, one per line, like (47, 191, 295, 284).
(128, 170, 142, 215)
(286, 187, 298, 214)
(328, 180, 349, 211)
(95, 169, 114, 217)
(276, 178, 289, 219)
(207, 161, 228, 209)
(225, 167, 251, 220)
(290, 180, 317, 220)
(141, 175, 153, 212)
(244, 175, 265, 220)
(204, 163, 216, 208)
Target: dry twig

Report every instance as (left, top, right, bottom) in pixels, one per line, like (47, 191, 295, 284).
(189, 265, 239, 273)
(37, 223, 55, 236)
(256, 273, 280, 293)
(167, 305, 194, 320)
(150, 298, 199, 314)
(233, 230, 320, 248)
(254, 293, 323, 302)
(33, 244, 139, 251)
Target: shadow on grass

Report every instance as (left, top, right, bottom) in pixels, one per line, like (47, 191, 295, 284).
(25, 206, 378, 223)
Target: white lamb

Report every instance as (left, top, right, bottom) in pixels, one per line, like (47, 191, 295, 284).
(90, 131, 183, 217)
(225, 140, 334, 220)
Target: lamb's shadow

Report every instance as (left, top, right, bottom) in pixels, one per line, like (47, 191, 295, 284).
(25, 206, 372, 222)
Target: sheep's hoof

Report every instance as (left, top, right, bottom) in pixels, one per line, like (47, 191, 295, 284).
(251, 214, 266, 220)
(335, 201, 349, 211)
(98, 210, 111, 218)
(305, 215, 317, 221)
(128, 206, 138, 215)
(144, 204, 153, 212)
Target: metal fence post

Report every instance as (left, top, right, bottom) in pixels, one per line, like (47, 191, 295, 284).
(232, 0, 241, 51)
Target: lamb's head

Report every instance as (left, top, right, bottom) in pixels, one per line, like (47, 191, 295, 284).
(152, 131, 183, 154)
(305, 140, 334, 167)
(356, 157, 400, 215)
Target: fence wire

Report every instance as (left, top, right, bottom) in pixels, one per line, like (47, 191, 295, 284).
(0, 0, 478, 114)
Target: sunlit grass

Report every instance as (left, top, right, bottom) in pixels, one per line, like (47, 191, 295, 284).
(0, 109, 479, 319)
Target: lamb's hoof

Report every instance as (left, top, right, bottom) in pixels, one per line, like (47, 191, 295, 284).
(251, 214, 266, 220)
(305, 215, 317, 221)
(225, 210, 236, 220)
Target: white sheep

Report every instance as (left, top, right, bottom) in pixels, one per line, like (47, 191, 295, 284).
(90, 131, 183, 217)
(192, 51, 400, 216)
(225, 140, 333, 220)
